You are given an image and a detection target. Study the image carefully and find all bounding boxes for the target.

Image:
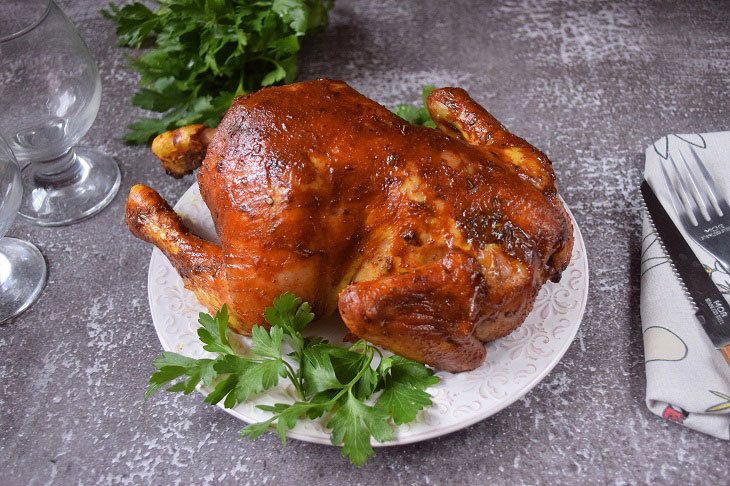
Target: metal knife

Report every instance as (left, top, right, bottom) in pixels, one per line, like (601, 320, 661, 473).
(641, 180, 730, 366)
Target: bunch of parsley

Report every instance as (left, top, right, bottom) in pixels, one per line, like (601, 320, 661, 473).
(148, 293, 439, 466)
(102, 0, 334, 144)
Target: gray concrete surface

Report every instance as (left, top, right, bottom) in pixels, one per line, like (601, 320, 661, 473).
(2, 0, 728, 484)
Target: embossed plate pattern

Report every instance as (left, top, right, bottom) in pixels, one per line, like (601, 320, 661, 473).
(148, 183, 589, 446)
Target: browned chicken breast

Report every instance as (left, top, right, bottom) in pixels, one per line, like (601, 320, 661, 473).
(126, 79, 573, 372)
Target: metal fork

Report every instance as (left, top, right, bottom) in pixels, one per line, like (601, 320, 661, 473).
(659, 145, 730, 273)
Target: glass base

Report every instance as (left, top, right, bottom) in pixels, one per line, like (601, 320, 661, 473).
(0, 237, 46, 322)
(18, 146, 121, 226)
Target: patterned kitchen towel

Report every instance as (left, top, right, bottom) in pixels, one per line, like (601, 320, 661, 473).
(641, 131, 730, 440)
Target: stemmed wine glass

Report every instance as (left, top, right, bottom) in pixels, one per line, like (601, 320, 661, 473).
(0, 135, 46, 321)
(0, 0, 120, 226)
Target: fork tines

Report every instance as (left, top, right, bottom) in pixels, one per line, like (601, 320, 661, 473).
(660, 145, 728, 227)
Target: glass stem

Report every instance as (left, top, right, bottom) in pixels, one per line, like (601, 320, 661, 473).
(31, 147, 81, 186)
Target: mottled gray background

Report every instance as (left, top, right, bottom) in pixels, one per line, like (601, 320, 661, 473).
(2, 0, 729, 484)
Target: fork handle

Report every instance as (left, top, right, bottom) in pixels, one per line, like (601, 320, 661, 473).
(721, 345, 730, 367)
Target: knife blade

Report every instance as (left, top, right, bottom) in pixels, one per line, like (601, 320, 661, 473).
(641, 180, 730, 366)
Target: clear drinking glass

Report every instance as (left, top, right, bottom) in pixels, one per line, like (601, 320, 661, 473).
(0, 0, 120, 226)
(0, 136, 46, 321)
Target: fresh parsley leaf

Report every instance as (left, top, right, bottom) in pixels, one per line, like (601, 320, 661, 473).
(123, 115, 178, 144)
(147, 362, 188, 397)
(421, 85, 437, 105)
(355, 365, 379, 400)
(243, 400, 326, 446)
(273, 401, 310, 445)
(374, 380, 433, 425)
(130, 77, 188, 112)
(326, 343, 370, 383)
(327, 391, 393, 466)
(146, 351, 216, 398)
(272, 0, 310, 33)
(379, 354, 440, 390)
(393, 85, 438, 128)
(102, 0, 335, 143)
(374, 354, 439, 425)
(264, 292, 315, 333)
(151, 351, 199, 369)
(392, 104, 421, 123)
(214, 355, 287, 408)
(197, 305, 233, 354)
(261, 62, 288, 87)
(250, 325, 284, 360)
(304, 390, 338, 419)
(203, 373, 237, 405)
(301, 344, 343, 396)
(239, 418, 275, 441)
(264, 292, 314, 365)
(100, 2, 157, 48)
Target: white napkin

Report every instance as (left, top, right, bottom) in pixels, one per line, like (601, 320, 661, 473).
(641, 131, 730, 440)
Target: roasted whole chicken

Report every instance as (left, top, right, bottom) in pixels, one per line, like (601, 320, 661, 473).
(127, 79, 573, 372)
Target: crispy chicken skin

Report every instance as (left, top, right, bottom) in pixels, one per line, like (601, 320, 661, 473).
(151, 124, 216, 178)
(127, 79, 573, 372)
(126, 184, 230, 318)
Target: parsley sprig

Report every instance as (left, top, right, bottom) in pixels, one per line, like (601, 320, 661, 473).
(102, 1, 334, 144)
(393, 85, 437, 128)
(147, 293, 439, 466)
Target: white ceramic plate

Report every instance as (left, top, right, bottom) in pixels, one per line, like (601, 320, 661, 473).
(148, 183, 589, 446)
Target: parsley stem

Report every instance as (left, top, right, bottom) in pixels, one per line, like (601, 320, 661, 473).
(281, 360, 305, 400)
(270, 344, 375, 411)
(326, 345, 375, 405)
(257, 345, 377, 430)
